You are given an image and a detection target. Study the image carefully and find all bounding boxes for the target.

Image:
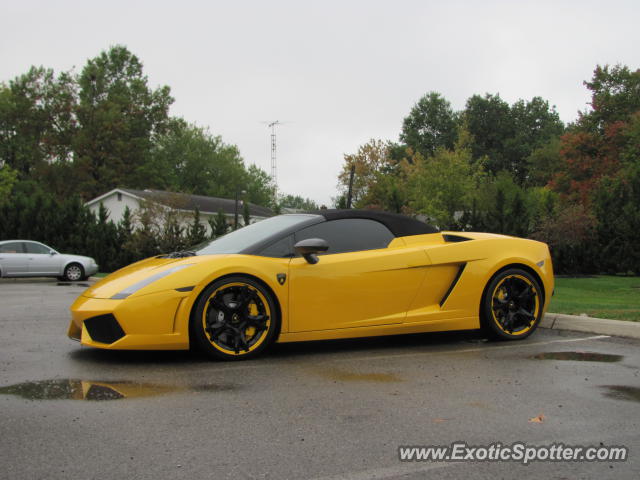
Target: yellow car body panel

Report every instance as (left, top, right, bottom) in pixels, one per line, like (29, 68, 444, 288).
(69, 226, 553, 352)
(288, 238, 431, 331)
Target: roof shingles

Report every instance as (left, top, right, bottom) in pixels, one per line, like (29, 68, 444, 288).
(121, 189, 274, 218)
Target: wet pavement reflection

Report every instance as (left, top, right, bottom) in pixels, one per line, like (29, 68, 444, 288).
(0, 379, 236, 401)
(531, 351, 624, 362)
(312, 366, 400, 383)
(601, 385, 640, 403)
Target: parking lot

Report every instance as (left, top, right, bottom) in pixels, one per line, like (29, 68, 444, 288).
(1, 279, 639, 479)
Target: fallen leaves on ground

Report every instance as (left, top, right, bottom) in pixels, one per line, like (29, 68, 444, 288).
(528, 413, 545, 423)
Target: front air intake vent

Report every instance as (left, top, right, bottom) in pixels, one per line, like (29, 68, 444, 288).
(84, 314, 125, 344)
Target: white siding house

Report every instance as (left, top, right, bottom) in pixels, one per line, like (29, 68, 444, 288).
(86, 188, 274, 235)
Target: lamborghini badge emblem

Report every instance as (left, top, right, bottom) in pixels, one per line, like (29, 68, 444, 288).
(277, 273, 287, 285)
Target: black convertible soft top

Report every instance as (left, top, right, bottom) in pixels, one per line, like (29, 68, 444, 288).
(309, 209, 439, 237)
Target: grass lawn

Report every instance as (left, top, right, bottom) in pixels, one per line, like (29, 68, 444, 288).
(549, 275, 640, 322)
(93, 272, 109, 278)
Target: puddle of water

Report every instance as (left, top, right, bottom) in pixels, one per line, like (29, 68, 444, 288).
(314, 367, 400, 383)
(0, 379, 235, 401)
(531, 351, 623, 362)
(601, 385, 640, 403)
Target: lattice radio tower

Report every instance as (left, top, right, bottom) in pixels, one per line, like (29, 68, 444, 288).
(267, 121, 280, 197)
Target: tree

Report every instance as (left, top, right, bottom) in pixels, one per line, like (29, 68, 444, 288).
(244, 164, 275, 208)
(591, 161, 640, 274)
(242, 200, 251, 226)
(400, 92, 457, 157)
(507, 97, 564, 183)
(208, 209, 229, 239)
(117, 206, 137, 268)
(526, 136, 563, 187)
(148, 118, 273, 205)
(581, 64, 640, 130)
(407, 143, 482, 230)
(187, 207, 207, 247)
(463, 94, 563, 182)
(89, 203, 119, 272)
(531, 203, 598, 274)
(337, 139, 392, 205)
(278, 194, 319, 211)
(0, 165, 17, 206)
(129, 199, 163, 259)
(74, 45, 173, 199)
(0, 67, 77, 195)
(160, 211, 185, 253)
(463, 93, 513, 175)
(551, 65, 640, 204)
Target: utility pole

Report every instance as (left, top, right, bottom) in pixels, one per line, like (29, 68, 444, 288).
(346, 164, 356, 209)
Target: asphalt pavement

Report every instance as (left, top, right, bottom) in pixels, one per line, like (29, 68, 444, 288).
(1, 279, 639, 479)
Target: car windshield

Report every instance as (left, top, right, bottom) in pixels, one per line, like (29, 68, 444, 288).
(196, 214, 318, 255)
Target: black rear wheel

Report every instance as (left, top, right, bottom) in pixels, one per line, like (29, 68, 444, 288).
(191, 276, 279, 360)
(481, 268, 543, 340)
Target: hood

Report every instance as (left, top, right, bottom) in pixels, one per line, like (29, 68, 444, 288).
(62, 254, 96, 263)
(82, 256, 195, 299)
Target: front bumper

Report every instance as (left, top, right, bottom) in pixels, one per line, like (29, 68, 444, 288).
(85, 263, 99, 277)
(68, 290, 192, 350)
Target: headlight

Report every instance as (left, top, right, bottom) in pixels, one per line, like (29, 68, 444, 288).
(111, 264, 193, 299)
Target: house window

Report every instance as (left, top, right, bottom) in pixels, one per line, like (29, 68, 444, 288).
(117, 192, 122, 201)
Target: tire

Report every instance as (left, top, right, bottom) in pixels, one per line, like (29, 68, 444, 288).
(481, 268, 543, 340)
(191, 275, 280, 360)
(63, 263, 85, 282)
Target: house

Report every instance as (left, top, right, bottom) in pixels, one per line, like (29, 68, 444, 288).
(86, 188, 274, 235)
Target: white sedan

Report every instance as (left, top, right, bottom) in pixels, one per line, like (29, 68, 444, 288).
(0, 240, 98, 281)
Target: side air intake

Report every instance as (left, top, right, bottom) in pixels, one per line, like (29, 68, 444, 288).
(439, 263, 467, 307)
(442, 234, 472, 243)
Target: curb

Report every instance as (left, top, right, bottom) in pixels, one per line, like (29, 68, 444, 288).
(541, 312, 640, 340)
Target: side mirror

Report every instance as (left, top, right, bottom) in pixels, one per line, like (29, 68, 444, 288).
(49, 250, 57, 256)
(294, 238, 329, 264)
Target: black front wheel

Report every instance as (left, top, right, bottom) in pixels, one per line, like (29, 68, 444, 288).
(191, 276, 280, 360)
(481, 268, 543, 340)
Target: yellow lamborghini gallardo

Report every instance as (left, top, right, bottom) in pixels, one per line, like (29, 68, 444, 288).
(68, 210, 554, 360)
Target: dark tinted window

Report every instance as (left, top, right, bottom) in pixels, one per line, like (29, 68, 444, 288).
(294, 219, 394, 255)
(258, 235, 294, 258)
(196, 215, 318, 255)
(0, 242, 24, 253)
(24, 242, 50, 254)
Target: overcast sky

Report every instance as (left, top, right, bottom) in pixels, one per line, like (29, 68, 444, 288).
(1, 0, 639, 205)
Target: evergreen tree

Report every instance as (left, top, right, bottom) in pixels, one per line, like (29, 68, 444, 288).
(187, 207, 207, 246)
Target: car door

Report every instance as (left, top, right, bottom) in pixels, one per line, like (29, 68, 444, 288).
(288, 219, 430, 332)
(24, 241, 62, 275)
(0, 242, 29, 276)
